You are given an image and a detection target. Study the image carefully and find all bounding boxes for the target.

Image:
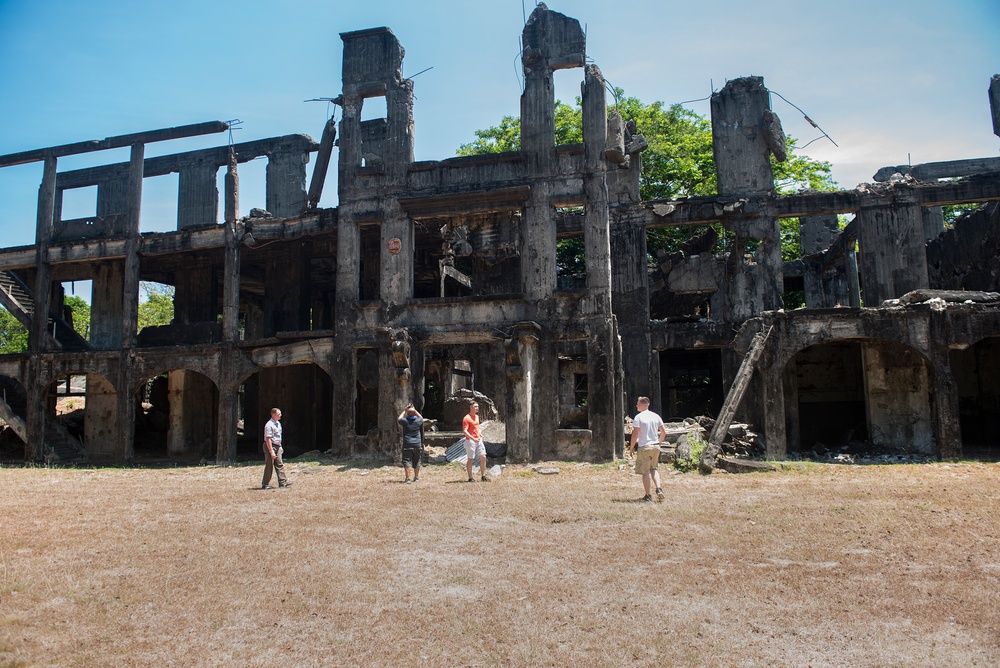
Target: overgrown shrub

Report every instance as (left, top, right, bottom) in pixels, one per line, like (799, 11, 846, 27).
(673, 430, 706, 472)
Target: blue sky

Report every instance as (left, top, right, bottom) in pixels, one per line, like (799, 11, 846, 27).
(0, 0, 997, 251)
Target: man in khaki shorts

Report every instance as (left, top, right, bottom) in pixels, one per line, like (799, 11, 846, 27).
(628, 396, 667, 502)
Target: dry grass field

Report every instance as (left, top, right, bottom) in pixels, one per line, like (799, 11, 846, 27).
(0, 457, 998, 667)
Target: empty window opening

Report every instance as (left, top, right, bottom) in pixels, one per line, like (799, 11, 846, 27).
(57, 280, 91, 348)
(358, 224, 381, 301)
(60, 185, 97, 221)
(659, 349, 724, 420)
(420, 345, 505, 430)
(139, 173, 180, 233)
(557, 344, 589, 428)
(361, 94, 388, 122)
(647, 225, 718, 320)
(412, 212, 522, 300)
(785, 342, 867, 453)
(552, 69, 583, 147)
(951, 336, 1000, 455)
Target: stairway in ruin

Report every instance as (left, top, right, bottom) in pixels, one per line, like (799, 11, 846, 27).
(0, 270, 90, 351)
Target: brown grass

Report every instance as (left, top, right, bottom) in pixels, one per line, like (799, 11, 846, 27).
(0, 459, 998, 667)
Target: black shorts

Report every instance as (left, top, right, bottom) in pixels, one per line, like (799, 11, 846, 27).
(402, 447, 422, 468)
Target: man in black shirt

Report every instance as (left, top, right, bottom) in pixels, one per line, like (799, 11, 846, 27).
(397, 403, 425, 483)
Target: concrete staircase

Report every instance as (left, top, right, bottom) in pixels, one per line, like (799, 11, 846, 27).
(0, 270, 89, 351)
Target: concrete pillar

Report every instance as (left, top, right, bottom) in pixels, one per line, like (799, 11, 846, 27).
(222, 148, 241, 343)
(856, 196, 928, 305)
(610, 210, 654, 410)
(90, 261, 125, 350)
(587, 318, 618, 460)
(505, 322, 541, 462)
(266, 145, 309, 218)
(990, 74, 1000, 139)
(330, 343, 358, 457)
(582, 64, 612, 314)
(177, 161, 218, 229)
(711, 77, 783, 320)
(84, 374, 117, 461)
(116, 142, 144, 464)
(166, 370, 215, 458)
(216, 381, 239, 464)
(380, 203, 412, 305)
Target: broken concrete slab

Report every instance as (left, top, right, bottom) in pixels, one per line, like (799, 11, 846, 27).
(716, 458, 777, 474)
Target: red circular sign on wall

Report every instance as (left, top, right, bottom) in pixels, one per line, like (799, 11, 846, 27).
(387, 237, 402, 255)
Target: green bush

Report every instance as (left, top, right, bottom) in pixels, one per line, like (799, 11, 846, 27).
(673, 431, 706, 473)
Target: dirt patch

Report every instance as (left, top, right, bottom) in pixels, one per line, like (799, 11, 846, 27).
(0, 460, 997, 666)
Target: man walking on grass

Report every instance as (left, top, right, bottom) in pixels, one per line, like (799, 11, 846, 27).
(262, 407, 293, 490)
(463, 401, 489, 482)
(629, 396, 666, 502)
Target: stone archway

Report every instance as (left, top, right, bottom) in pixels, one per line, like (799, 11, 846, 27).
(783, 338, 934, 456)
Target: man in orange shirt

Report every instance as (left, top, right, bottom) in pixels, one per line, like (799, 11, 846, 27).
(462, 401, 489, 482)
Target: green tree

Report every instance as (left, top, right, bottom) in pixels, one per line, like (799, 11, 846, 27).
(0, 307, 28, 354)
(458, 92, 836, 266)
(138, 282, 174, 331)
(64, 295, 91, 341)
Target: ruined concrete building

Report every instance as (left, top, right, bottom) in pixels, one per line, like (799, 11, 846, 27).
(1, 5, 998, 465)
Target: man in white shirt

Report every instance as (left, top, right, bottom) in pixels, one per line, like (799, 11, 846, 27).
(628, 396, 667, 502)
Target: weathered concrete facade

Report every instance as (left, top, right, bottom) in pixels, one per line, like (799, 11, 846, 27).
(0, 5, 998, 465)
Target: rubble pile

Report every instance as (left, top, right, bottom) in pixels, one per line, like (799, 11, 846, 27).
(786, 442, 935, 465)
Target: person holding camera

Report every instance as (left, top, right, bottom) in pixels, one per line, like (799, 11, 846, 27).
(397, 402, 425, 483)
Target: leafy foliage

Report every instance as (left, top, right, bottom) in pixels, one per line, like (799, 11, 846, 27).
(458, 91, 837, 266)
(0, 307, 28, 354)
(138, 282, 175, 331)
(64, 295, 90, 341)
(672, 430, 707, 473)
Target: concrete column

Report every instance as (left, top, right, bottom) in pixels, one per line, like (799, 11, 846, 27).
(177, 161, 219, 229)
(166, 370, 215, 458)
(216, 380, 239, 464)
(90, 262, 124, 350)
(380, 203, 412, 305)
(711, 77, 783, 319)
(84, 374, 117, 461)
(505, 322, 540, 462)
(385, 79, 415, 179)
(116, 142, 144, 464)
(582, 64, 612, 315)
(760, 353, 787, 460)
(330, 343, 358, 457)
(990, 74, 1000, 138)
(335, 209, 362, 308)
(610, 210, 654, 409)
(856, 196, 928, 305)
(222, 148, 241, 343)
(587, 318, 619, 460)
(266, 146, 309, 218)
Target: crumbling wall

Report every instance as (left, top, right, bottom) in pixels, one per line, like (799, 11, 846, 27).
(927, 202, 1000, 292)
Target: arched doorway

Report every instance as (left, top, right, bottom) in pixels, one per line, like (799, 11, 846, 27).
(133, 369, 218, 462)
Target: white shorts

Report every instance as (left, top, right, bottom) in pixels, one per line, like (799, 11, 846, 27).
(465, 438, 486, 460)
